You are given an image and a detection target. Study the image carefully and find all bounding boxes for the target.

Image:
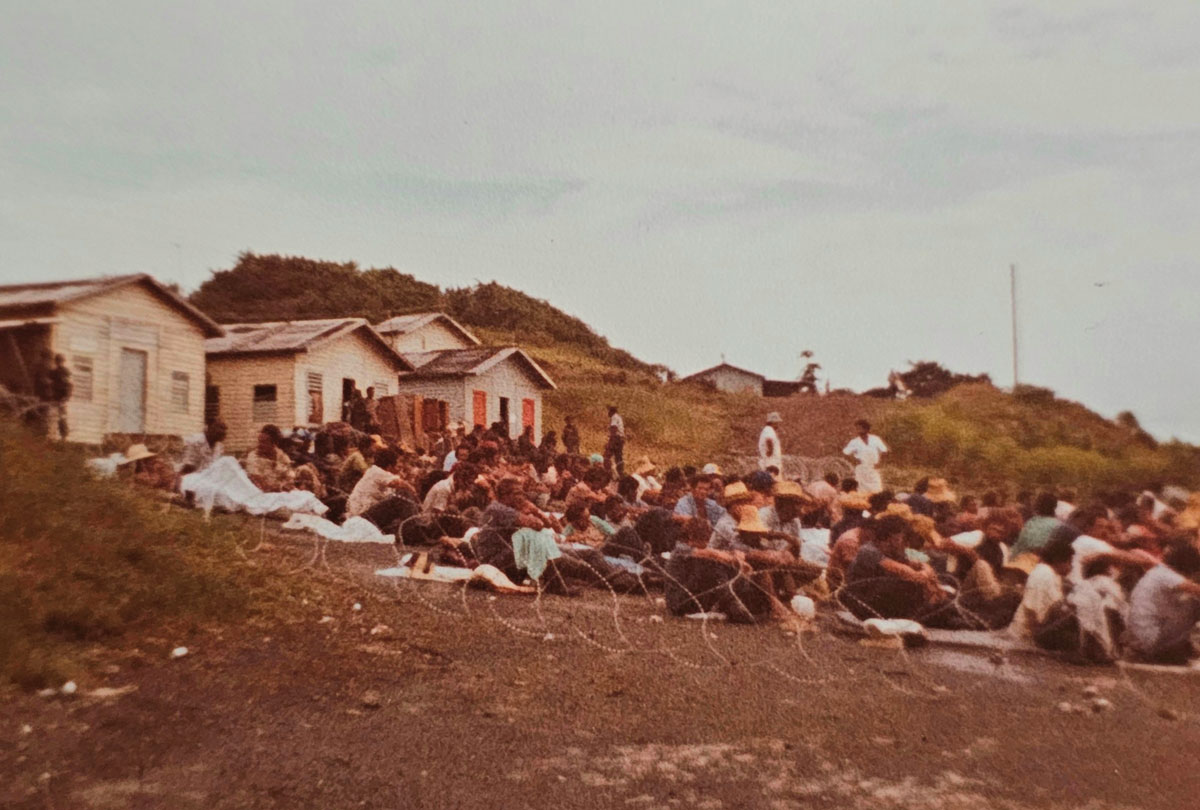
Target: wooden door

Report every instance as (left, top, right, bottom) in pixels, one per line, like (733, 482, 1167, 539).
(472, 390, 487, 429)
(521, 398, 535, 429)
(117, 348, 147, 433)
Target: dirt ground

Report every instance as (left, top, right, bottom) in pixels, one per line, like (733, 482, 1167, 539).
(4, 528, 1200, 809)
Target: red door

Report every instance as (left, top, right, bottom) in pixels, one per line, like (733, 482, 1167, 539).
(521, 398, 535, 430)
(472, 390, 487, 429)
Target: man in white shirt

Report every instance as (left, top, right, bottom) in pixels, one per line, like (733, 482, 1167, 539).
(843, 420, 888, 494)
(347, 448, 406, 518)
(758, 412, 783, 475)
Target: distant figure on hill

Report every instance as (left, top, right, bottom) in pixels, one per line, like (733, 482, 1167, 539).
(758, 412, 783, 475)
(604, 404, 625, 476)
(798, 364, 820, 395)
(843, 419, 888, 494)
(562, 416, 580, 455)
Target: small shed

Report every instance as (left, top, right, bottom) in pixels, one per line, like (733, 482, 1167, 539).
(681, 363, 766, 396)
(394, 346, 556, 440)
(0, 273, 223, 444)
(204, 318, 413, 451)
(374, 312, 480, 354)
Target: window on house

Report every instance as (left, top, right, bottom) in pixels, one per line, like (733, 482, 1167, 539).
(170, 371, 190, 413)
(373, 380, 389, 397)
(252, 384, 277, 422)
(307, 372, 323, 424)
(72, 356, 93, 401)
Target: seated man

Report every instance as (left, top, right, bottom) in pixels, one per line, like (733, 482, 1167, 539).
(1125, 542, 1200, 664)
(1007, 491, 1065, 563)
(346, 448, 418, 531)
(839, 515, 958, 626)
(761, 481, 829, 566)
(1007, 533, 1077, 648)
(710, 483, 822, 619)
(242, 424, 296, 492)
(673, 473, 728, 525)
(664, 515, 771, 623)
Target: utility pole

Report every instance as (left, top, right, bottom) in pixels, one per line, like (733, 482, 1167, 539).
(1010, 264, 1019, 389)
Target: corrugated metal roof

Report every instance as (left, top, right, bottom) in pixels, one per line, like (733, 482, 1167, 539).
(0, 273, 223, 337)
(399, 346, 556, 389)
(374, 312, 480, 345)
(206, 318, 412, 369)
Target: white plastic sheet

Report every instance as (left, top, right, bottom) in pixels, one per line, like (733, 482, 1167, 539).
(181, 456, 327, 517)
(281, 513, 394, 544)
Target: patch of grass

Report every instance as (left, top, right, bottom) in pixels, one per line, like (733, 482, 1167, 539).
(0, 422, 287, 688)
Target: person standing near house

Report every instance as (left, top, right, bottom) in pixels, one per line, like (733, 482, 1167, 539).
(41, 353, 73, 441)
(364, 386, 380, 433)
(843, 419, 888, 494)
(757, 412, 784, 475)
(562, 416, 580, 456)
(604, 405, 625, 476)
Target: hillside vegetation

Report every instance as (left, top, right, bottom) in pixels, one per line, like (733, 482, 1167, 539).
(190, 253, 660, 375)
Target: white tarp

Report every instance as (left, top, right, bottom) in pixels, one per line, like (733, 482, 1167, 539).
(181, 457, 327, 517)
(282, 513, 394, 544)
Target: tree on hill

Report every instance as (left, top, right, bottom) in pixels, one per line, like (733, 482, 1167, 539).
(899, 361, 991, 398)
(188, 252, 657, 374)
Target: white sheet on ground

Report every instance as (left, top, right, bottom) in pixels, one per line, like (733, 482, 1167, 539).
(181, 456, 327, 517)
(377, 557, 535, 594)
(282, 513, 394, 544)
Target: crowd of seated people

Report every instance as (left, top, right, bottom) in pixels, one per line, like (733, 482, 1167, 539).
(105, 415, 1200, 664)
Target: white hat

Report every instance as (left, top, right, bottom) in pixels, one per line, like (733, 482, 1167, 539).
(118, 444, 157, 464)
(701, 463, 723, 476)
(766, 412, 783, 424)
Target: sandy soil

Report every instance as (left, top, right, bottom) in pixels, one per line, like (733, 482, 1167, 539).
(3, 529, 1199, 809)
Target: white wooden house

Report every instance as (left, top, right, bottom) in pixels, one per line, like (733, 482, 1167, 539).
(0, 274, 223, 444)
(374, 312, 480, 354)
(395, 346, 556, 440)
(204, 318, 413, 451)
(681, 362, 767, 396)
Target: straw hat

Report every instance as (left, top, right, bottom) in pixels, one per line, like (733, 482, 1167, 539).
(1175, 493, 1200, 530)
(723, 481, 754, 505)
(735, 508, 771, 534)
(118, 444, 156, 465)
(634, 456, 656, 476)
(840, 492, 871, 512)
(369, 434, 388, 451)
(766, 412, 783, 425)
(926, 478, 958, 504)
(884, 502, 915, 521)
(772, 481, 812, 503)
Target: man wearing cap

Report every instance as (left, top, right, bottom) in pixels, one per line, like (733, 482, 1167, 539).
(758, 413, 784, 475)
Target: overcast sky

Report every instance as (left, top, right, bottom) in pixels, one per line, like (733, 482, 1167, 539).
(4, 2, 1199, 439)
